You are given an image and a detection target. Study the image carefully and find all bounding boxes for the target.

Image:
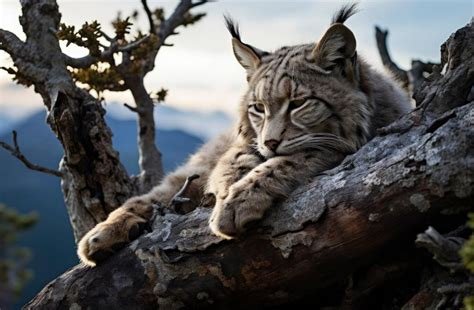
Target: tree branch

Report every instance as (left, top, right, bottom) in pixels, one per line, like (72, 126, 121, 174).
(63, 35, 150, 69)
(156, 0, 208, 51)
(169, 174, 200, 212)
(24, 101, 474, 308)
(141, 0, 156, 34)
(375, 26, 441, 97)
(191, 0, 209, 9)
(374, 26, 409, 89)
(125, 77, 164, 194)
(0, 131, 63, 177)
(0, 29, 26, 57)
(123, 103, 140, 113)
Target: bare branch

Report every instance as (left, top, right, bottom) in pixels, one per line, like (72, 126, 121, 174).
(0, 131, 63, 177)
(191, 0, 209, 8)
(374, 26, 409, 89)
(126, 79, 164, 193)
(169, 174, 200, 208)
(408, 60, 440, 98)
(99, 30, 114, 42)
(0, 29, 26, 57)
(107, 83, 128, 92)
(156, 0, 208, 50)
(118, 35, 150, 52)
(123, 103, 139, 113)
(415, 226, 465, 271)
(141, 0, 156, 34)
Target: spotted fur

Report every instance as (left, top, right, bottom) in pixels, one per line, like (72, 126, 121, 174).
(77, 4, 411, 263)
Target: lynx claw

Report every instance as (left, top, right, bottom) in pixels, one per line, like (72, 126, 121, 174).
(89, 249, 114, 264)
(111, 242, 128, 252)
(209, 196, 264, 239)
(128, 221, 150, 240)
(209, 203, 238, 239)
(77, 204, 154, 267)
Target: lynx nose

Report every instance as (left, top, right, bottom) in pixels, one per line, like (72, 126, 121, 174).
(264, 139, 281, 152)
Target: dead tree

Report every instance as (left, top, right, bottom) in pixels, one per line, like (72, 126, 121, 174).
(0, 0, 207, 241)
(22, 17, 474, 309)
(375, 26, 440, 98)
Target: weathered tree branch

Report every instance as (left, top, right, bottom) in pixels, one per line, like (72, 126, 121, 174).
(141, 0, 156, 34)
(169, 174, 200, 211)
(375, 26, 440, 97)
(24, 20, 474, 309)
(0, 29, 26, 56)
(375, 26, 409, 89)
(0, 131, 63, 177)
(405, 226, 474, 309)
(124, 77, 164, 194)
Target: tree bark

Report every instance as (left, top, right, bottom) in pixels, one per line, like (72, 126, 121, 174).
(126, 77, 164, 194)
(23, 20, 474, 309)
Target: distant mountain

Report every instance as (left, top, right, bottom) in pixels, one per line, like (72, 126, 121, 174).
(106, 103, 233, 140)
(0, 111, 203, 307)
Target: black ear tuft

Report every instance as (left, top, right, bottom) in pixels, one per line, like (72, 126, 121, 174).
(224, 15, 241, 40)
(331, 3, 359, 24)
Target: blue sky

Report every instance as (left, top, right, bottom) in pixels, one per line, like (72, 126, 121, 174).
(0, 0, 472, 120)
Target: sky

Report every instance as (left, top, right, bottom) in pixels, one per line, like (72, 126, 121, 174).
(0, 0, 472, 121)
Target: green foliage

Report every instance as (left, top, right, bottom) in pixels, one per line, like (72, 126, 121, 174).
(461, 213, 474, 272)
(112, 17, 132, 40)
(58, 21, 103, 56)
(153, 8, 165, 23)
(181, 12, 206, 27)
(55, 3, 205, 97)
(0, 66, 33, 87)
(152, 88, 168, 104)
(465, 296, 474, 310)
(71, 64, 124, 95)
(130, 33, 159, 61)
(461, 213, 474, 309)
(0, 204, 37, 302)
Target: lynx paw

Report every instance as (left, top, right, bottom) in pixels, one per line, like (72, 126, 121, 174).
(209, 185, 266, 239)
(77, 204, 154, 267)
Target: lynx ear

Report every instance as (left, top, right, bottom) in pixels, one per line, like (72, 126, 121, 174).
(311, 23, 356, 72)
(231, 38, 261, 78)
(225, 15, 267, 80)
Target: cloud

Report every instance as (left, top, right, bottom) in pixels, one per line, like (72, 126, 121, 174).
(0, 0, 472, 121)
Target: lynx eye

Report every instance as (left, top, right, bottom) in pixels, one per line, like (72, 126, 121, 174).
(288, 99, 306, 111)
(252, 102, 265, 113)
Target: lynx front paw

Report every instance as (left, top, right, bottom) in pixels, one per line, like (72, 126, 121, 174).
(209, 186, 266, 239)
(77, 204, 154, 267)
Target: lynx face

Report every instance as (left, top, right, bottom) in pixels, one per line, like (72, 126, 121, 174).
(227, 12, 374, 159)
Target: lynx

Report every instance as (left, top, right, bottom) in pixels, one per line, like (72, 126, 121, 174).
(77, 4, 411, 266)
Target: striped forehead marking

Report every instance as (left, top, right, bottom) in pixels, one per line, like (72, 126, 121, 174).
(254, 79, 266, 100)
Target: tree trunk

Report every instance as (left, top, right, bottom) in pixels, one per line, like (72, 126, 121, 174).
(23, 20, 474, 309)
(0, 0, 135, 241)
(125, 77, 164, 194)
